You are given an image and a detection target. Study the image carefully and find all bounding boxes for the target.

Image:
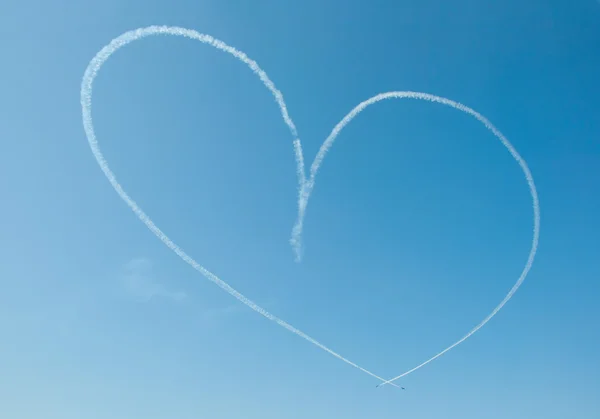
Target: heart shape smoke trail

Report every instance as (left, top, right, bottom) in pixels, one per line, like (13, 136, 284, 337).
(81, 26, 540, 388)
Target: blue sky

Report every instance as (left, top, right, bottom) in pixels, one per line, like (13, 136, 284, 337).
(2, 0, 600, 417)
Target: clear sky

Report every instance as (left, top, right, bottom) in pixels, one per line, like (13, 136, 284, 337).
(2, 0, 599, 418)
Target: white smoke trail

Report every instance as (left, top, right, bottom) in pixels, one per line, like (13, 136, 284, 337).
(290, 92, 540, 387)
(80, 25, 400, 388)
(81, 26, 540, 388)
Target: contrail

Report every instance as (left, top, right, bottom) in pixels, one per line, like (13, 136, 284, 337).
(81, 25, 540, 388)
(293, 92, 540, 387)
(80, 25, 399, 388)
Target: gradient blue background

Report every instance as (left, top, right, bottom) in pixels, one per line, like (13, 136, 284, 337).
(2, 0, 599, 417)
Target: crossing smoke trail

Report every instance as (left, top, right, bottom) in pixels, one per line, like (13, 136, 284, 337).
(81, 25, 398, 388)
(81, 25, 540, 388)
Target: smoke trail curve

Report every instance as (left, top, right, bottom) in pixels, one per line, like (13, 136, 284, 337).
(80, 25, 400, 388)
(291, 92, 540, 386)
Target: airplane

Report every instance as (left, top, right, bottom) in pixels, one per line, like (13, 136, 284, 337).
(376, 383, 405, 389)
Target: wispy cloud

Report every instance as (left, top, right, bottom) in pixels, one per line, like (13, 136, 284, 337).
(120, 257, 186, 302)
(118, 258, 248, 324)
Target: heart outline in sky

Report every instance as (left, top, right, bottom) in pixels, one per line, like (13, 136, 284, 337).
(81, 26, 540, 388)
